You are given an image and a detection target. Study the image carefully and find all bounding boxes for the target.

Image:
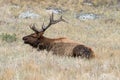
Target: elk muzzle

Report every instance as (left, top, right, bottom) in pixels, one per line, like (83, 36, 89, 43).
(23, 37, 29, 43)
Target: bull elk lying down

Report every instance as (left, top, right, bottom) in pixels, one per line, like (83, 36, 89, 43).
(23, 13, 95, 59)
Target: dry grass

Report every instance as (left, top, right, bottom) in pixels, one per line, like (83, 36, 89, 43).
(0, 0, 120, 80)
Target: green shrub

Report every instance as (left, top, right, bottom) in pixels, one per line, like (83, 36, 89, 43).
(0, 33, 17, 43)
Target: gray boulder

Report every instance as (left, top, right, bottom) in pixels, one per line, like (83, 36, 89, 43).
(46, 7, 66, 14)
(75, 13, 101, 20)
(19, 11, 40, 19)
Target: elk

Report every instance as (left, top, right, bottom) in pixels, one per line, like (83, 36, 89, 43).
(22, 13, 95, 59)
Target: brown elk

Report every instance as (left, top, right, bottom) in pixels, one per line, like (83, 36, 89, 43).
(22, 13, 95, 59)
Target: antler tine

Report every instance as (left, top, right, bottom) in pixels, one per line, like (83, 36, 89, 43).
(60, 16, 68, 23)
(29, 24, 39, 33)
(41, 13, 54, 32)
(50, 13, 68, 24)
(50, 12, 54, 22)
(41, 22, 46, 31)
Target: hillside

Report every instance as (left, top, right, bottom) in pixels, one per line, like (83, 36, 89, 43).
(0, 0, 120, 80)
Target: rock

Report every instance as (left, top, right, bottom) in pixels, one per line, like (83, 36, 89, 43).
(18, 11, 40, 19)
(82, 0, 94, 6)
(82, 2, 94, 6)
(46, 7, 66, 14)
(75, 13, 101, 20)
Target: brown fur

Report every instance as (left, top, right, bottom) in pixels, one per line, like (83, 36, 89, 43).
(23, 33, 95, 59)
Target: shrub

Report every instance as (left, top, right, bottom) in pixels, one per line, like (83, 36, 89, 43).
(0, 33, 17, 43)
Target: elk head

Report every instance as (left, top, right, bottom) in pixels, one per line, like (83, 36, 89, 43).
(22, 13, 67, 48)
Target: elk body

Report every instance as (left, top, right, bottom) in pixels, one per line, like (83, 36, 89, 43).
(22, 13, 95, 59)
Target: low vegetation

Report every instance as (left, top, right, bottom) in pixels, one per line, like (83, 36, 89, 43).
(0, 0, 120, 80)
(0, 33, 17, 43)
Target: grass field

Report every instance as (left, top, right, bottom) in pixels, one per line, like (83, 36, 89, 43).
(0, 0, 120, 80)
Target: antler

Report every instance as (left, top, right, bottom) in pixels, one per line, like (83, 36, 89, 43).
(30, 13, 67, 33)
(29, 24, 43, 33)
(42, 13, 68, 32)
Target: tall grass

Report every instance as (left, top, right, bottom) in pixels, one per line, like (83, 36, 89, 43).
(0, 0, 120, 80)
